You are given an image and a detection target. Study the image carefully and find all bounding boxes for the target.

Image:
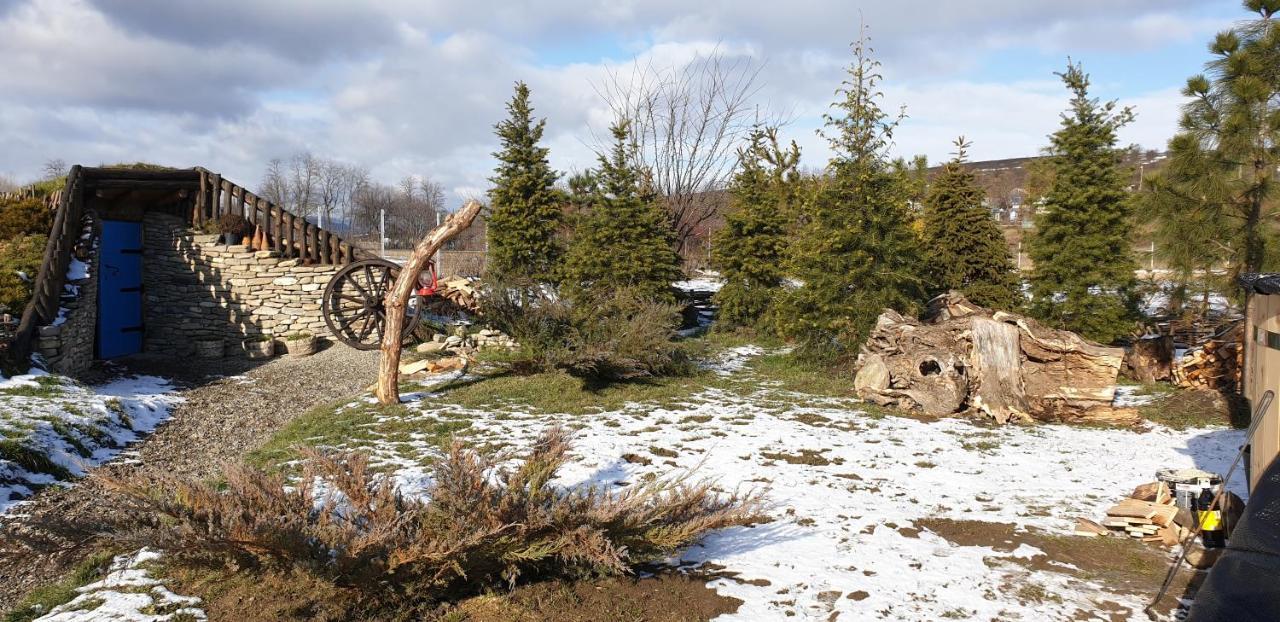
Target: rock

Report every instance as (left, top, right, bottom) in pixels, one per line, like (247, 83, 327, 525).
(416, 341, 448, 354)
(399, 359, 433, 375)
(445, 335, 463, 347)
(432, 333, 448, 344)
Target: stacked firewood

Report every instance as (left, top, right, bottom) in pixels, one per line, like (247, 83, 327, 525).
(436, 276, 480, 312)
(1173, 322, 1243, 392)
(1076, 481, 1190, 546)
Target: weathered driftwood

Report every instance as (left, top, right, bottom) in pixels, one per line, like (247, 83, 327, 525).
(855, 292, 1133, 425)
(375, 200, 483, 405)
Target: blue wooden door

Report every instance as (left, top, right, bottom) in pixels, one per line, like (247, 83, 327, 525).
(98, 220, 144, 358)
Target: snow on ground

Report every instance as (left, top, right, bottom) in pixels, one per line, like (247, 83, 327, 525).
(345, 349, 1241, 621)
(0, 371, 181, 515)
(32, 549, 206, 622)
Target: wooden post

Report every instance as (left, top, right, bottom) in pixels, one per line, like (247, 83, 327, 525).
(194, 171, 206, 227)
(319, 230, 331, 265)
(309, 222, 320, 264)
(273, 204, 284, 253)
(376, 200, 482, 404)
(286, 212, 296, 258)
(210, 173, 222, 221)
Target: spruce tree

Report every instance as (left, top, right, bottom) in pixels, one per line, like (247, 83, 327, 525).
(562, 120, 682, 303)
(773, 33, 925, 362)
(1027, 63, 1138, 343)
(712, 126, 800, 329)
(922, 137, 1020, 310)
(486, 82, 563, 283)
(1140, 0, 1280, 311)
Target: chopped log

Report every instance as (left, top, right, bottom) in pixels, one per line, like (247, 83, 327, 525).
(856, 292, 1126, 424)
(969, 317, 1030, 424)
(1125, 335, 1174, 383)
(1131, 481, 1172, 505)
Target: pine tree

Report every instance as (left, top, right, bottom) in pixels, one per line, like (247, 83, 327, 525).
(922, 137, 1020, 310)
(712, 126, 800, 329)
(486, 82, 563, 283)
(1027, 63, 1138, 344)
(773, 32, 925, 362)
(1140, 1, 1280, 312)
(562, 120, 682, 303)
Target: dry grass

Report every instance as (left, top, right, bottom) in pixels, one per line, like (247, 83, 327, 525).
(97, 428, 763, 614)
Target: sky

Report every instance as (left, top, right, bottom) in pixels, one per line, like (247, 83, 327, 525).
(0, 0, 1249, 203)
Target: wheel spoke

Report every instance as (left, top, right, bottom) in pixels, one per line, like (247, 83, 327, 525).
(337, 307, 373, 330)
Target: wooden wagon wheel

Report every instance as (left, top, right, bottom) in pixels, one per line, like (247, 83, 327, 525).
(321, 258, 423, 351)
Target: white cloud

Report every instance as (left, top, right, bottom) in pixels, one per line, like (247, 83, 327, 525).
(0, 0, 1234, 200)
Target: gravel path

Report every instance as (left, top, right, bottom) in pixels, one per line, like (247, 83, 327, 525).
(0, 345, 379, 614)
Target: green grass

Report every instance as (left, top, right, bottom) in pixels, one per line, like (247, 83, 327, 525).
(0, 375, 66, 398)
(1138, 386, 1248, 429)
(741, 353, 857, 399)
(248, 399, 469, 469)
(430, 370, 711, 416)
(4, 551, 115, 622)
(0, 438, 72, 479)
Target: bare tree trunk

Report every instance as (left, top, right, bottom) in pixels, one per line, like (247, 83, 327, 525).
(375, 200, 483, 404)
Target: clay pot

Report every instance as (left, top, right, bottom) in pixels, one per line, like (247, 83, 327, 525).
(242, 338, 275, 360)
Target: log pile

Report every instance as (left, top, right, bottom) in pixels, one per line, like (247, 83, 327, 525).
(1080, 481, 1191, 546)
(1173, 322, 1242, 392)
(435, 276, 481, 312)
(854, 292, 1133, 425)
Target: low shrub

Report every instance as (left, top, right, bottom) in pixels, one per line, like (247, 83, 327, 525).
(478, 278, 692, 381)
(0, 197, 55, 239)
(99, 428, 762, 613)
(0, 234, 47, 315)
(217, 214, 251, 237)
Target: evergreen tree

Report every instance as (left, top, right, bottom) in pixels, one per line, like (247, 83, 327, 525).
(1140, 0, 1280, 311)
(486, 82, 563, 283)
(773, 33, 925, 362)
(712, 126, 800, 329)
(1027, 63, 1138, 343)
(922, 137, 1020, 309)
(562, 120, 682, 303)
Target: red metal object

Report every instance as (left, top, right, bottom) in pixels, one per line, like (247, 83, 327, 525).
(415, 260, 439, 297)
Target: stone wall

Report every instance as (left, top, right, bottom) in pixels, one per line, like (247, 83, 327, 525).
(39, 215, 98, 376)
(143, 213, 339, 357)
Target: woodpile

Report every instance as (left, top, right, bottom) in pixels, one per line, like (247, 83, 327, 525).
(854, 292, 1133, 425)
(1082, 481, 1192, 546)
(1173, 322, 1242, 392)
(435, 276, 481, 313)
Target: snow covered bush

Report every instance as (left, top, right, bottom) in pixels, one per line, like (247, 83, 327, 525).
(99, 428, 762, 610)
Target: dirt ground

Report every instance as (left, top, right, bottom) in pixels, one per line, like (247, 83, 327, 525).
(915, 518, 1204, 620)
(0, 344, 379, 616)
(165, 566, 740, 622)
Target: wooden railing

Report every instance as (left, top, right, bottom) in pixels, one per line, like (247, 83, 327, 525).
(10, 166, 84, 362)
(191, 168, 363, 266)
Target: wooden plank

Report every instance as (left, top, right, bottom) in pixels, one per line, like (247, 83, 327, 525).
(1106, 500, 1159, 520)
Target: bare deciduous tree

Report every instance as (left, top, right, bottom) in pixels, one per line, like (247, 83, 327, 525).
(596, 50, 768, 260)
(42, 159, 67, 181)
(0, 174, 17, 194)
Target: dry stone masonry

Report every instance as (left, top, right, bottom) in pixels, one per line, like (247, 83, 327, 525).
(143, 214, 339, 357)
(39, 215, 98, 376)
